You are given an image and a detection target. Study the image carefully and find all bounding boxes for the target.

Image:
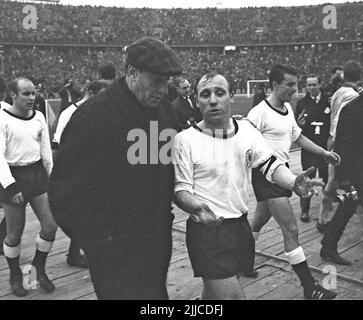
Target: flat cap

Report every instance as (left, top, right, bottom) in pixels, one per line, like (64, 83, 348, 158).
(126, 37, 183, 76)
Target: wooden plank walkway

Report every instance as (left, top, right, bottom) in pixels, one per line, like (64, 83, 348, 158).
(0, 149, 362, 300)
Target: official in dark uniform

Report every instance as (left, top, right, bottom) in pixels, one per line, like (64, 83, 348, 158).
(320, 91, 363, 265)
(48, 37, 183, 300)
(295, 75, 330, 222)
(252, 82, 266, 108)
(172, 77, 202, 131)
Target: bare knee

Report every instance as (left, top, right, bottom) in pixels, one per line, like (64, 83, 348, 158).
(6, 228, 23, 245)
(40, 220, 58, 239)
(203, 278, 245, 300)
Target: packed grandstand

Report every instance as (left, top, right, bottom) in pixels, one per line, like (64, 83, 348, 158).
(0, 0, 362, 95)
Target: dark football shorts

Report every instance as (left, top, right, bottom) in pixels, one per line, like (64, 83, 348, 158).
(252, 164, 292, 201)
(0, 160, 48, 204)
(186, 214, 255, 280)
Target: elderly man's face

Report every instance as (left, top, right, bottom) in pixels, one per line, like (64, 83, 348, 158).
(134, 70, 170, 108)
(197, 74, 232, 126)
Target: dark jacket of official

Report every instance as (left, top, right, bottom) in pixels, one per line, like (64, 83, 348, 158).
(294, 91, 330, 148)
(252, 90, 266, 108)
(171, 94, 202, 131)
(334, 93, 363, 194)
(48, 77, 177, 254)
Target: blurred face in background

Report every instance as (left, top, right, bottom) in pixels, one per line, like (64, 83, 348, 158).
(177, 79, 190, 98)
(306, 77, 320, 98)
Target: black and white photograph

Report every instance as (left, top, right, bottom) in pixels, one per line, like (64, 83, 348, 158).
(0, 0, 362, 305)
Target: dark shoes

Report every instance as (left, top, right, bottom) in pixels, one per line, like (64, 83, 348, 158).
(242, 270, 259, 278)
(10, 275, 28, 297)
(316, 221, 330, 233)
(304, 281, 337, 300)
(37, 271, 55, 293)
(300, 212, 310, 222)
(67, 252, 89, 268)
(320, 248, 352, 265)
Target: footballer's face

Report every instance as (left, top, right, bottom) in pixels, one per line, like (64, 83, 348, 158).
(306, 77, 320, 98)
(197, 74, 232, 127)
(12, 80, 36, 116)
(274, 73, 297, 102)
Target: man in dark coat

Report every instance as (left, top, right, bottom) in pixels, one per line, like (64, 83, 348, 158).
(252, 82, 266, 108)
(48, 37, 183, 300)
(320, 91, 363, 265)
(295, 75, 331, 222)
(172, 77, 202, 131)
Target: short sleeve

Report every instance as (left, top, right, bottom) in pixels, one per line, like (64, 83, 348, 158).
(172, 133, 194, 194)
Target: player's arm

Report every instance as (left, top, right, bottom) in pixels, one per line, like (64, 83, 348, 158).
(172, 134, 223, 226)
(0, 121, 24, 204)
(39, 114, 53, 176)
(251, 125, 324, 198)
(295, 134, 340, 165)
(173, 191, 223, 226)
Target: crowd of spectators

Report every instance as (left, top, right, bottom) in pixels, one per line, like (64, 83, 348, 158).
(0, 1, 361, 95)
(0, 1, 362, 45)
(0, 43, 359, 95)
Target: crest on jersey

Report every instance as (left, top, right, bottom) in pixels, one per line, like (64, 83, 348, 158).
(245, 149, 253, 167)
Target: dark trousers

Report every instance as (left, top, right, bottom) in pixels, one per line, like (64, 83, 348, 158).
(321, 183, 362, 251)
(85, 232, 172, 300)
(300, 151, 329, 213)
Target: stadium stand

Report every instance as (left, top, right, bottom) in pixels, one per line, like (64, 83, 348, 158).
(0, 1, 362, 94)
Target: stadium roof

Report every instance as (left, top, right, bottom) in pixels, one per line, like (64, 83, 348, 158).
(57, 0, 356, 9)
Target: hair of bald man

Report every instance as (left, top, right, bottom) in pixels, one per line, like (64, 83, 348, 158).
(196, 71, 233, 95)
(8, 77, 33, 95)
